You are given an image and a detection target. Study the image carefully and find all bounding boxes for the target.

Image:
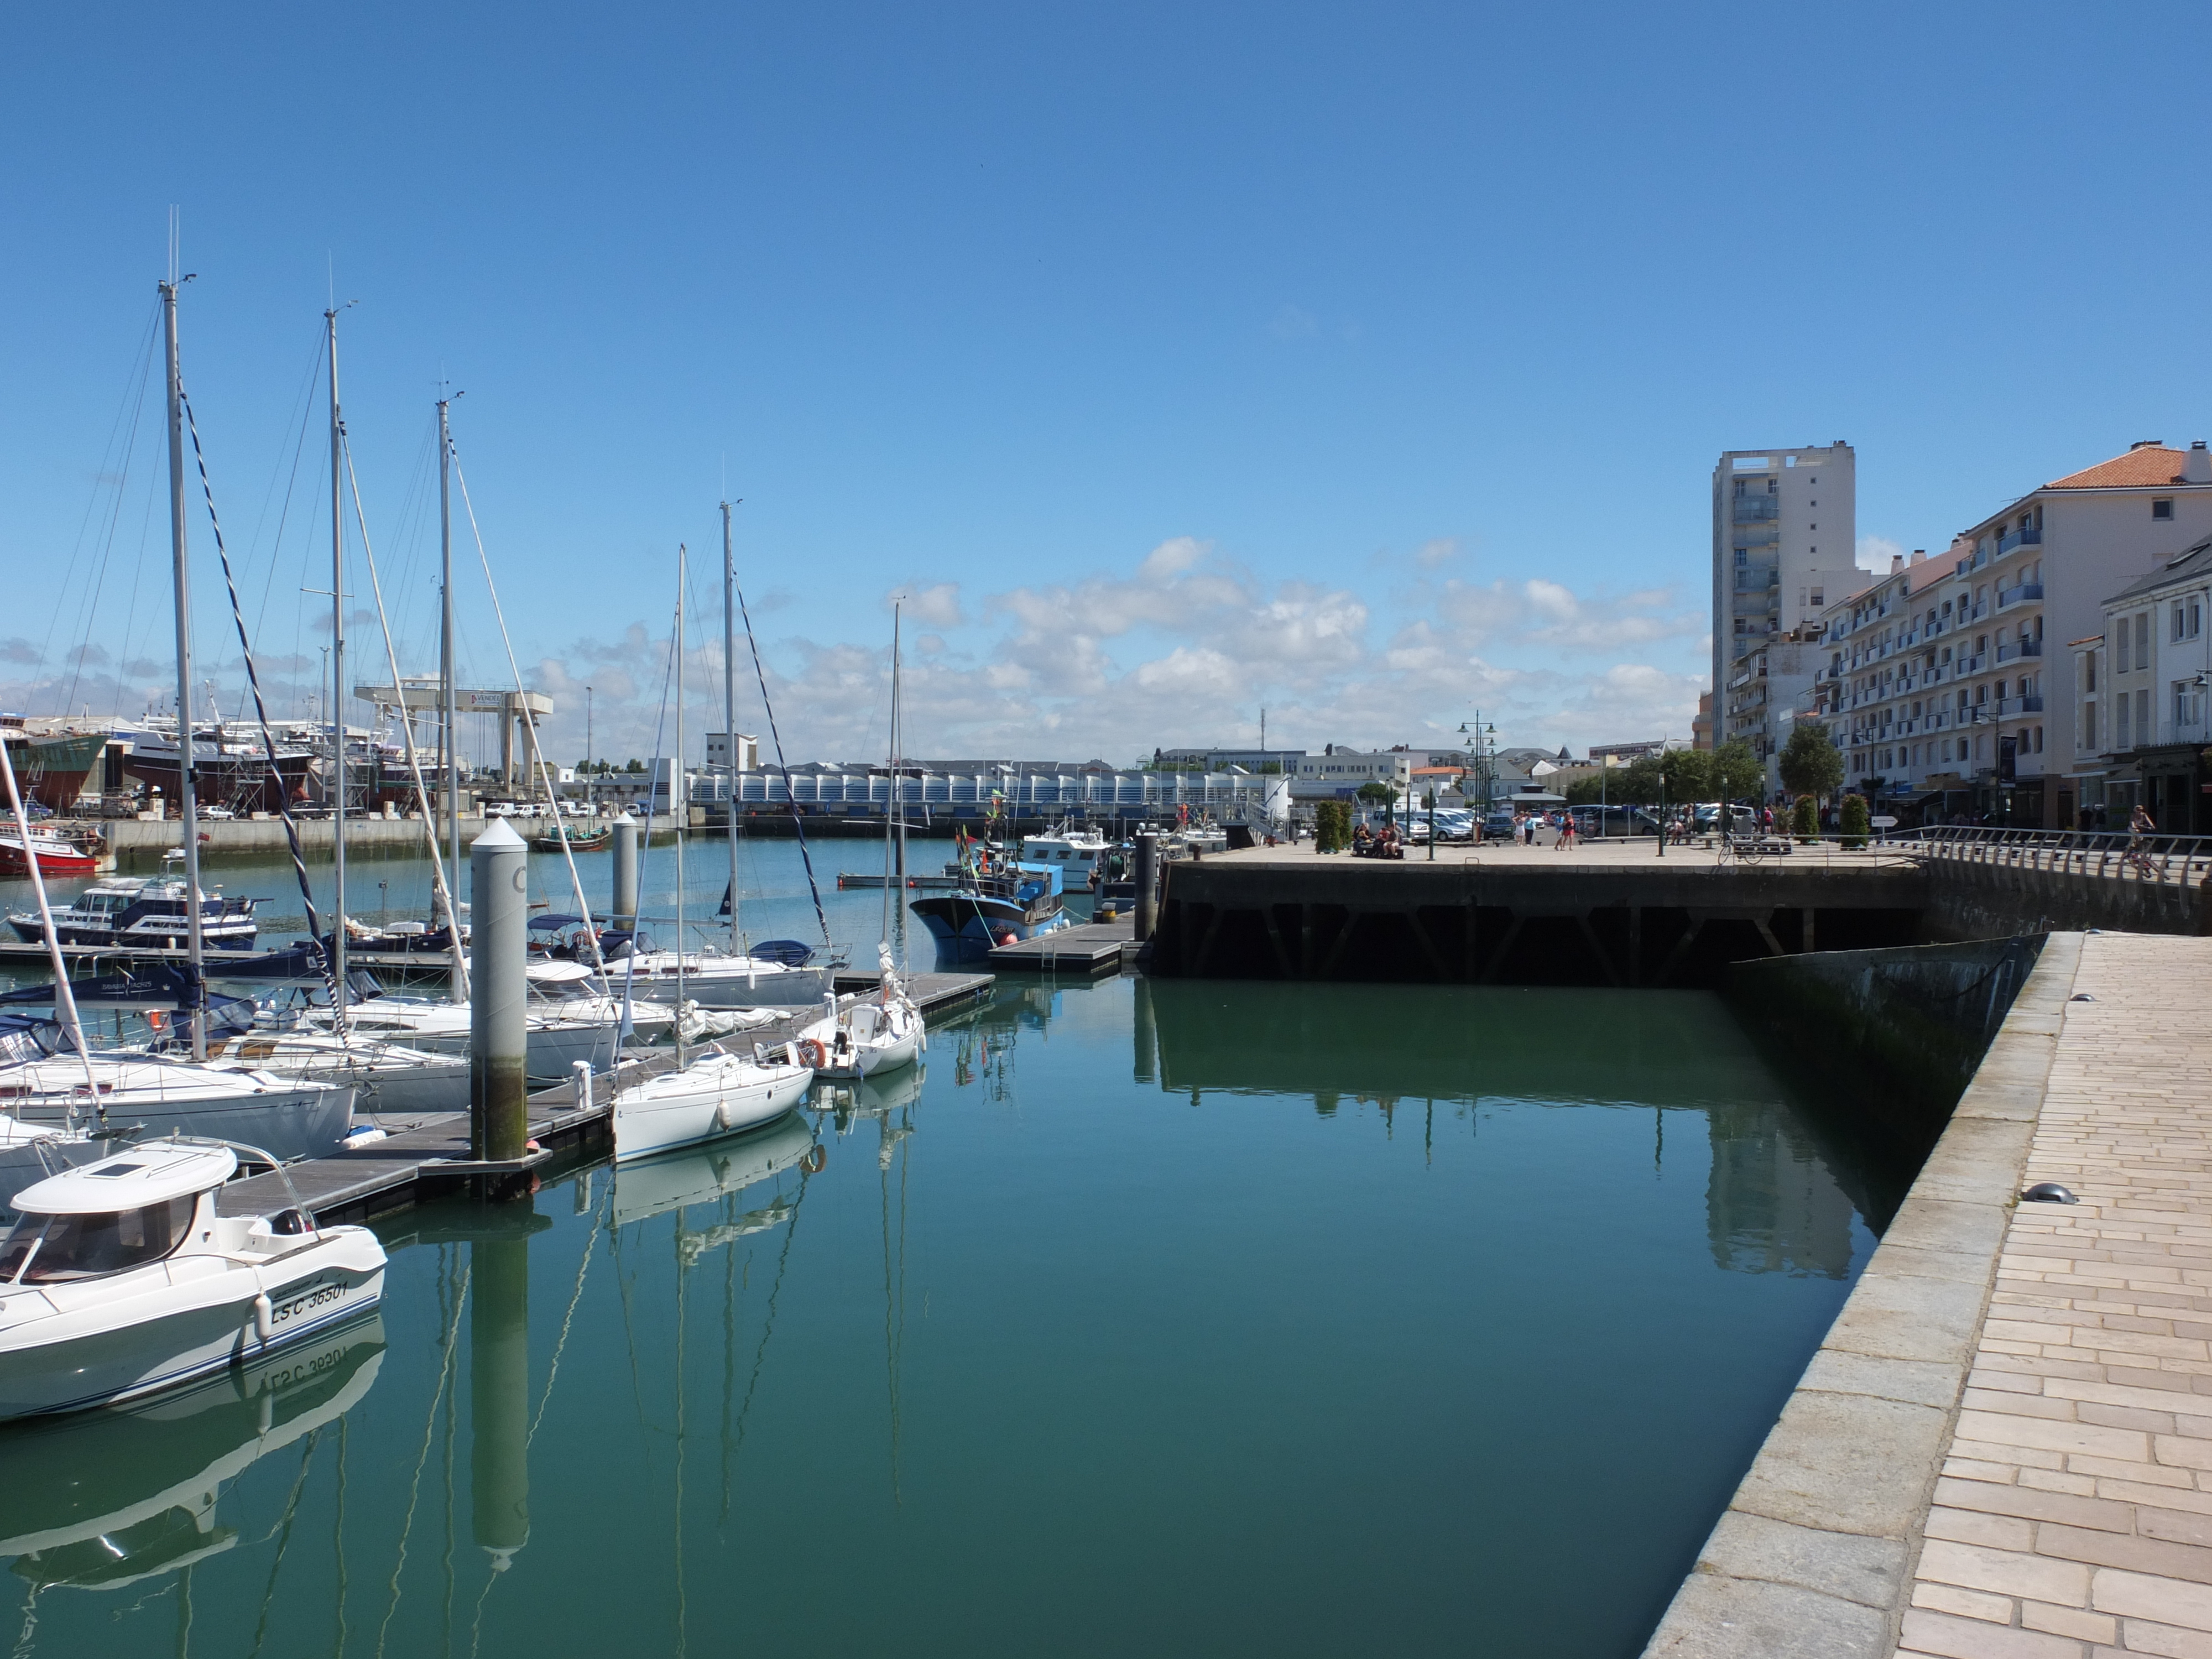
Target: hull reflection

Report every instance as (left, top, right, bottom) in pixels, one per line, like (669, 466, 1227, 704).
(0, 1314, 384, 1592)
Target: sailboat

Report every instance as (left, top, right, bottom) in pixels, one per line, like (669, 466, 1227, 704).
(609, 548, 813, 1163)
(794, 943, 924, 1081)
(0, 272, 356, 1165)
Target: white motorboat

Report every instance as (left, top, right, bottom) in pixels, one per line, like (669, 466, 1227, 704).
(793, 948, 924, 1081)
(1018, 822, 1113, 886)
(611, 1044, 813, 1162)
(0, 1114, 100, 1218)
(0, 1016, 356, 1164)
(523, 959, 679, 1041)
(6, 875, 258, 952)
(0, 1139, 387, 1420)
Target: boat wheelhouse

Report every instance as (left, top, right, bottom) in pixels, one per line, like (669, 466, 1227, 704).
(7, 877, 257, 951)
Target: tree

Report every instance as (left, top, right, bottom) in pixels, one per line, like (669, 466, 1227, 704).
(1356, 781, 1399, 805)
(1563, 774, 1609, 806)
(1711, 740, 1764, 803)
(625, 758, 646, 775)
(1792, 792, 1819, 843)
(1839, 792, 1871, 849)
(1660, 747, 1713, 804)
(1778, 723, 1845, 801)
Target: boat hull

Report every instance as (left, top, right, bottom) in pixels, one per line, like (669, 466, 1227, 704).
(613, 1068, 812, 1162)
(0, 1243, 385, 1422)
(3, 1082, 356, 1165)
(0, 840, 98, 880)
(609, 962, 834, 1009)
(909, 893, 1070, 962)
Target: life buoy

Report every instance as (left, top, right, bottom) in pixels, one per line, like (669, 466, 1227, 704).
(796, 1037, 827, 1070)
(801, 1145, 828, 1175)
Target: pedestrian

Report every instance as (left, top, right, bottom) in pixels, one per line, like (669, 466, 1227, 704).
(1556, 813, 1577, 850)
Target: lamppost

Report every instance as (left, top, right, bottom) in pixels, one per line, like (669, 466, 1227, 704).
(1424, 786, 1437, 861)
(1458, 717, 1498, 811)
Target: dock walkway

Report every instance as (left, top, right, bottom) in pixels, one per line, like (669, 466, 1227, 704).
(216, 969, 992, 1225)
(988, 917, 1134, 974)
(1645, 932, 2212, 1659)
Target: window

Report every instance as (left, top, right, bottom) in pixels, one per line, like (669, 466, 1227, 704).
(2083, 702, 2096, 748)
(2154, 498, 2174, 520)
(2138, 688, 2151, 743)
(1811, 588, 1823, 608)
(2176, 598, 2203, 641)
(2137, 612, 2152, 662)
(0, 1197, 196, 1284)
(2034, 727, 2044, 753)
(2119, 693, 2132, 747)
(2177, 681, 2204, 729)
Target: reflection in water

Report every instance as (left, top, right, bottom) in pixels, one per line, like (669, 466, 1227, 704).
(0, 1316, 384, 1593)
(0, 974, 1897, 1659)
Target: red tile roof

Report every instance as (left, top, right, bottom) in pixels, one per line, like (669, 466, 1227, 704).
(2044, 446, 2191, 491)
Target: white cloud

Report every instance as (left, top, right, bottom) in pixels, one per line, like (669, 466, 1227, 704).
(1857, 535, 1905, 572)
(889, 583, 963, 628)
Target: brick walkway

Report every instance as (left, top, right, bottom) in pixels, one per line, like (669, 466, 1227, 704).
(1898, 933, 2212, 1658)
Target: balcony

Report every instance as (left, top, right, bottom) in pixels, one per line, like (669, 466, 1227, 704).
(1733, 496, 1779, 523)
(1997, 524, 2043, 556)
(1996, 582, 2044, 611)
(1995, 638, 2044, 662)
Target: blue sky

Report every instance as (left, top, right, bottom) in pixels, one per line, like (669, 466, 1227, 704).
(4, 2, 2208, 766)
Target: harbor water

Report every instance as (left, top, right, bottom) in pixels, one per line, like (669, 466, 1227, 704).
(0, 841, 1907, 1656)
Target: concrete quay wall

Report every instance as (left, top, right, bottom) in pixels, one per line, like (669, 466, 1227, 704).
(92, 814, 682, 865)
(1643, 931, 2083, 1658)
(1922, 854, 2209, 941)
(1731, 934, 2048, 1121)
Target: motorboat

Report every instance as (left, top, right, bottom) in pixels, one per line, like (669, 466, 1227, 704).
(610, 1041, 813, 1162)
(524, 958, 680, 1043)
(0, 1115, 100, 1219)
(909, 860, 1072, 961)
(7, 875, 257, 952)
(793, 947, 924, 1081)
(1017, 822, 1113, 887)
(0, 1015, 356, 1163)
(0, 1313, 383, 1592)
(0, 1139, 387, 1420)
(0, 827, 98, 880)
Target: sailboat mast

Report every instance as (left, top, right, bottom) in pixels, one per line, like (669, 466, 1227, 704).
(893, 604, 906, 893)
(439, 397, 463, 1004)
(882, 602, 899, 943)
(722, 502, 740, 954)
(675, 545, 687, 1066)
(163, 272, 208, 1061)
(326, 307, 348, 1018)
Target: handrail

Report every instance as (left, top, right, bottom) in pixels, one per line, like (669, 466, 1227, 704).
(1884, 824, 2212, 888)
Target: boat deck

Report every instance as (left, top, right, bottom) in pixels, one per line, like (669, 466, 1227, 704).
(212, 970, 994, 1225)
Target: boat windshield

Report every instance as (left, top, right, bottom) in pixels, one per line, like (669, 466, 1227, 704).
(0, 1197, 196, 1284)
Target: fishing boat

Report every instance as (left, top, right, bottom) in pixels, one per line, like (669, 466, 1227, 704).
(530, 822, 611, 853)
(0, 1139, 387, 1420)
(0, 826, 98, 880)
(0, 729, 109, 814)
(1017, 822, 1113, 886)
(6, 875, 257, 951)
(909, 859, 1072, 961)
(119, 724, 317, 818)
(794, 946, 924, 1081)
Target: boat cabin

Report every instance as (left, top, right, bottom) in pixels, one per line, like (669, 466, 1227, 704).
(0, 1143, 251, 1286)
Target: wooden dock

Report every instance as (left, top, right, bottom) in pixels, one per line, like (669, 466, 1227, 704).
(987, 918, 1134, 975)
(214, 969, 994, 1225)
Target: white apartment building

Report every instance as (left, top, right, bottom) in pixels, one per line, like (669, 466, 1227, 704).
(1725, 632, 1845, 799)
(1712, 442, 1862, 708)
(2072, 528, 2212, 832)
(1822, 441, 2212, 826)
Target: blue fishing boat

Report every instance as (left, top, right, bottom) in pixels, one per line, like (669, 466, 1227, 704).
(908, 860, 1072, 962)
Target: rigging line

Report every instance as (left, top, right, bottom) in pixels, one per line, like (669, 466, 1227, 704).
(60, 310, 161, 716)
(373, 1261, 472, 1659)
(249, 329, 330, 643)
(178, 389, 347, 1029)
(341, 432, 469, 992)
(527, 1178, 611, 1446)
(244, 1428, 325, 1659)
(34, 295, 159, 711)
(727, 1155, 811, 1486)
(108, 458, 165, 721)
(732, 577, 832, 948)
(446, 447, 609, 991)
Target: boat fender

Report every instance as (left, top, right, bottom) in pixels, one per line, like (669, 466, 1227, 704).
(252, 1292, 275, 1344)
(796, 1038, 827, 1070)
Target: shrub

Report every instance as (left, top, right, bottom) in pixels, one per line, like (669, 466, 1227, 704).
(1312, 800, 1353, 853)
(1839, 793, 1871, 850)
(1792, 793, 1819, 843)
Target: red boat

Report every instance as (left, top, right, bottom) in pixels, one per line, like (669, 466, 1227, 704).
(0, 830, 98, 879)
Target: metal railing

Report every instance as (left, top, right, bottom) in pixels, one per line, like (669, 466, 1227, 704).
(1996, 582, 2044, 610)
(1890, 824, 2212, 888)
(1997, 525, 2044, 556)
(1996, 638, 2043, 662)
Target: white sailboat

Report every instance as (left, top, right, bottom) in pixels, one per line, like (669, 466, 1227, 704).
(610, 548, 813, 1162)
(794, 945, 924, 1081)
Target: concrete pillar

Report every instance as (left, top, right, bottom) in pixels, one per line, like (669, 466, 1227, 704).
(471, 1232, 530, 1571)
(611, 812, 639, 930)
(1134, 832, 1159, 942)
(1132, 973, 1157, 1084)
(469, 817, 529, 1161)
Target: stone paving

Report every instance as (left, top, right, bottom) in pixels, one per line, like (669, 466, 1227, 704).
(1896, 933, 2212, 1659)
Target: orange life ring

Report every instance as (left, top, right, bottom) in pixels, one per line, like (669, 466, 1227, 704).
(796, 1037, 827, 1070)
(801, 1145, 828, 1175)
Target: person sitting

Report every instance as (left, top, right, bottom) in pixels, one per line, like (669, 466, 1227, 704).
(1352, 822, 1373, 854)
